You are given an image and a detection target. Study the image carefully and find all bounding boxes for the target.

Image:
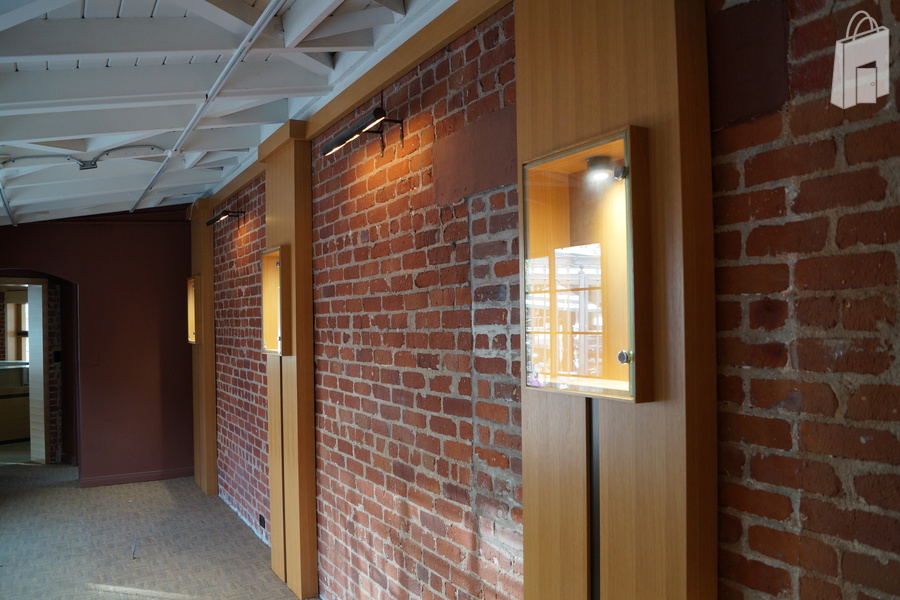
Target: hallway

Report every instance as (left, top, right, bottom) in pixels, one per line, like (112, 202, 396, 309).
(0, 463, 296, 600)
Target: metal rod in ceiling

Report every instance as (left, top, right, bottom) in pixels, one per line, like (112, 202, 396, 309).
(129, 0, 288, 212)
(0, 183, 17, 227)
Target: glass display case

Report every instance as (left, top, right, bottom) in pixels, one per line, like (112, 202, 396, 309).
(187, 276, 198, 344)
(523, 127, 651, 402)
(262, 246, 289, 355)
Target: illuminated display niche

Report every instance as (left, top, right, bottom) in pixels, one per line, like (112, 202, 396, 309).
(523, 127, 652, 402)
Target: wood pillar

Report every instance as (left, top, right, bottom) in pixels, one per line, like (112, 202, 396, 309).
(517, 1, 717, 598)
(190, 198, 218, 496)
(259, 121, 318, 599)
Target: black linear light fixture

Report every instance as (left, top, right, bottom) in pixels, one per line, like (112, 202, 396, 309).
(205, 210, 245, 226)
(322, 107, 404, 157)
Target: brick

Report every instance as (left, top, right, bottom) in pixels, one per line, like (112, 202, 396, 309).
(800, 421, 900, 463)
(789, 96, 885, 137)
(719, 482, 793, 520)
(749, 298, 787, 330)
(713, 163, 741, 193)
(717, 301, 742, 331)
(718, 375, 744, 405)
(717, 337, 787, 369)
(846, 385, 900, 422)
(714, 188, 786, 225)
(715, 231, 742, 261)
(719, 412, 792, 450)
(846, 121, 900, 165)
(719, 512, 743, 544)
(795, 252, 896, 291)
(837, 206, 900, 249)
(745, 218, 828, 256)
(717, 264, 790, 294)
(720, 445, 745, 477)
(843, 551, 900, 596)
(802, 498, 900, 553)
(744, 140, 835, 186)
(749, 453, 842, 495)
(854, 474, 900, 512)
(794, 168, 887, 214)
(796, 297, 839, 328)
(799, 576, 841, 600)
(748, 526, 838, 576)
(790, 53, 833, 97)
(750, 379, 837, 416)
(712, 112, 782, 155)
(719, 549, 791, 596)
(843, 296, 895, 331)
(793, 337, 892, 375)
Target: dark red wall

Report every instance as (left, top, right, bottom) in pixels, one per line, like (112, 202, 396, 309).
(0, 210, 193, 485)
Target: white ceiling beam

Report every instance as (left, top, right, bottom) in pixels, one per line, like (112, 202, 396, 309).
(139, 126, 263, 154)
(371, 0, 405, 14)
(0, 105, 196, 144)
(0, 17, 245, 63)
(278, 51, 334, 76)
(8, 167, 223, 205)
(0, 62, 330, 116)
(281, 0, 343, 48)
(1, 139, 88, 154)
(197, 100, 287, 129)
(0, 0, 77, 33)
(4, 160, 159, 189)
(304, 6, 396, 42)
(295, 30, 374, 52)
(168, 0, 261, 36)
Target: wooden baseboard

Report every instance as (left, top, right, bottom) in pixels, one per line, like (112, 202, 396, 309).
(79, 466, 195, 488)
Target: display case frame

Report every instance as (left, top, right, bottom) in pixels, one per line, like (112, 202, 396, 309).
(522, 126, 652, 403)
(262, 246, 291, 356)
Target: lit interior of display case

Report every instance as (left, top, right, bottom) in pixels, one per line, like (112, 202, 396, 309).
(187, 276, 198, 344)
(262, 247, 288, 355)
(523, 129, 648, 401)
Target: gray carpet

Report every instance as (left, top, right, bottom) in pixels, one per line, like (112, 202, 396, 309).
(0, 464, 298, 600)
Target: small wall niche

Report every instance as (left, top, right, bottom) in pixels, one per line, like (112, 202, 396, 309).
(262, 246, 290, 355)
(187, 276, 198, 344)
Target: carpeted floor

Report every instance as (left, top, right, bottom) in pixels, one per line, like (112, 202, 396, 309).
(0, 463, 298, 600)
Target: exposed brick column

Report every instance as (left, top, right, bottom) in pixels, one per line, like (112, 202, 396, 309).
(709, 2, 900, 599)
(213, 175, 271, 543)
(311, 6, 521, 599)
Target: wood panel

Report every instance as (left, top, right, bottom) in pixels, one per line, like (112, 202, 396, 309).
(190, 198, 218, 496)
(261, 130, 318, 598)
(268, 354, 286, 580)
(522, 389, 590, 598)
(517, 0, 716, 599)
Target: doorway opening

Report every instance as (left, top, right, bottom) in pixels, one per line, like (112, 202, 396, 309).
(0, 275, 79, 468)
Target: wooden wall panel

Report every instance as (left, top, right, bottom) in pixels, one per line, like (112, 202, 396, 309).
(522, 390, 590, 598)
(190, 198, 218, 496)
(268, 354, 286, 580)
(517, 0, 716, 599)
(262, 130, 318, 599)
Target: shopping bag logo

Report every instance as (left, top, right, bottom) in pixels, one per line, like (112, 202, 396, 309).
(831, 10, 890, 109)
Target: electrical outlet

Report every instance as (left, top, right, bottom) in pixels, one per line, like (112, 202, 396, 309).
(259, 514, 265, 528)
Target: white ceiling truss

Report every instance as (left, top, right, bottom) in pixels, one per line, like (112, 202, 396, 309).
(0, 0, 454, 226)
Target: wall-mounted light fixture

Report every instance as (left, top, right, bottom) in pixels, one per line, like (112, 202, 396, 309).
(205, 210, 245, 226)
(587, 155, 628, 182)
(321, 107, 404, 157)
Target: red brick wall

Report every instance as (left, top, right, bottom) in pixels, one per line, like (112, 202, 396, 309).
(710, 2, 900, 598)
(311, 5, 521, 599)
(213, 175, 271, 543)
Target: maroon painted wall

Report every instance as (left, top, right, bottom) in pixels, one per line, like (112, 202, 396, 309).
(0, 209, 193, 485)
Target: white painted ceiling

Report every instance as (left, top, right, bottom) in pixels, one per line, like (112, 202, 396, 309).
(0, 0, 447, 226)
